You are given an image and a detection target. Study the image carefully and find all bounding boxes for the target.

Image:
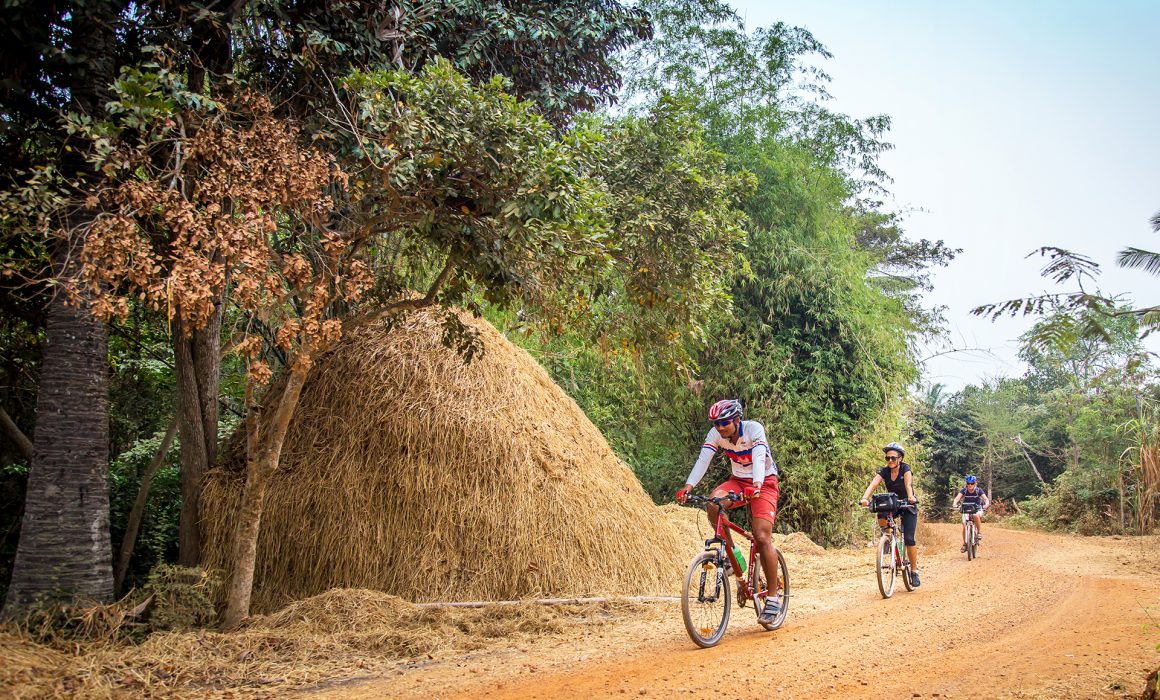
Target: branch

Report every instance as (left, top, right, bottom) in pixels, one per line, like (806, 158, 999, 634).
(114, 417, 180, 595)
(1012, 434, 1047, 486)
(0, 405, 34, 462)
(382, 254, 457, 312)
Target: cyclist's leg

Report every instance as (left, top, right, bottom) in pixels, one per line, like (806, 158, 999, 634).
(901, 508, 919, 571)
(973, 513, 983, 534)
(750, 476, 781, 600)
(707, 478, 745, 530)
(751, 516, 777, 591)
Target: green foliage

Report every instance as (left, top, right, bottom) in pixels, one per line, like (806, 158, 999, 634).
(920, 318, 1158, 535)
(1019, 468, 1121, 535)
(238, 0, 650, 124)
(107, 429, 182, 589)
(562, 97, 754, 364)
(344, 59, 609, 319)
(973, 216, 1160, 347)
(913, 391, 984, 515)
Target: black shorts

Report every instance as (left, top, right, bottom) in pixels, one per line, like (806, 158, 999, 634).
(878, 506, 918, 547)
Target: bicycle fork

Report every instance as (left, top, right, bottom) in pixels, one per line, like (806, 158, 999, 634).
(698, 558, 724, 603)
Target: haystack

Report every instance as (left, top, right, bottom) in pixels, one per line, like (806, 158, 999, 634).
(201, 307, 689, 612)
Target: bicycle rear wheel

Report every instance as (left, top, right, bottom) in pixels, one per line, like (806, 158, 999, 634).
(681, 551, 731, 648)
(876, 533, 895, 599)
(751, 548, 789, 631)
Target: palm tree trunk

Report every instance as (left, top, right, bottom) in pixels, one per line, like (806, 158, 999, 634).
(3, 280, 112, 612)
(1, 3, 116, 616)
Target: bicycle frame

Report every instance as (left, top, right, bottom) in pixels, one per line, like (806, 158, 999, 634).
(961, 506, 981, 559)
(877, 514, 909, 568)
(680, 492, 789, 647)
(869, 503, 914, 598)
(705, 509, 761, 603)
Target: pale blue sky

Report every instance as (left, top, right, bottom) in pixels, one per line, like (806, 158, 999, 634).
(727, 0, 1160, 390)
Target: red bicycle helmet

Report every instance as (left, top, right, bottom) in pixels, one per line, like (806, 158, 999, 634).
(707, 399, 742, 421)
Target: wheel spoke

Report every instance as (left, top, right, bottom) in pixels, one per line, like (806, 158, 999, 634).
(681, 552, 731, 647)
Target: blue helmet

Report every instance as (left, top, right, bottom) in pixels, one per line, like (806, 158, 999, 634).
(965, 474, 977, 484)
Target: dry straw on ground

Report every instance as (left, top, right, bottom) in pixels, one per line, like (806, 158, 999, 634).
(2, 589, 660, 698)
(201, 307, 689, 612)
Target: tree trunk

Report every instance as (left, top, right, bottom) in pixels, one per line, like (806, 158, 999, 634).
(172, 1, 236, 569)
(220, 359, 311, 628)
(114, 418, 179, 595)
(3, 278, 112, 612)
(985, 451, 994, 500)
(1, 4, 116, 616)
(1118, 465, 1126, 533)
(1013, 435, 1047, 486)
(173, 307, 221, 567)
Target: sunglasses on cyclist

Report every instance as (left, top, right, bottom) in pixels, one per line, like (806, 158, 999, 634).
(885, 456, 900, 462)
(714, 419, 734, 428)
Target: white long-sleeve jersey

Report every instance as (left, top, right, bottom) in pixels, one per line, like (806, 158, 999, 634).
(685, 420, 777, 487)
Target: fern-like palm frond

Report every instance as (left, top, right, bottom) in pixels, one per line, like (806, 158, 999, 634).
(1030, 247, 1100, 285)
(1117, 247, 1160, 276)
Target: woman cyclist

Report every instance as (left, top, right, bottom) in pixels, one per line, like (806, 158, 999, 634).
(859, 442, 921, 587)
(952, 474, 990, 552)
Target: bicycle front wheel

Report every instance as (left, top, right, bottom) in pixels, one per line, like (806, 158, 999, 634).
(681, 551, 731, 648)
(876, 533, 896, 599)
(967, 522, 977, 561)
(751, 548, 789, 630)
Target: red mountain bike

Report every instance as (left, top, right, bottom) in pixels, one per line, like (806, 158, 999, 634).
(680, 492, 789, 648)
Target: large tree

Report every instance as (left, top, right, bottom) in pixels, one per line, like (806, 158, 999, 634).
(1, 0, 130, 611)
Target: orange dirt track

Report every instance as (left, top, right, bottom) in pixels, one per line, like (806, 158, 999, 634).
(330, 524, 1160, 699)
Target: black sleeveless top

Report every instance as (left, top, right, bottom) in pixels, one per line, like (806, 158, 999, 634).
(877, 462, 911, 500)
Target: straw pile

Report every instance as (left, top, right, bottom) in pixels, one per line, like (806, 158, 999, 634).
(201, 307, 689, 612)
(2, 590, 660, 698)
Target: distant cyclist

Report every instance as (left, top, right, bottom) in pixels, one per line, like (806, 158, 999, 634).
(952, 474, 990, 552)
(675, 399, 782, 623)
(859, 442, 921, 587)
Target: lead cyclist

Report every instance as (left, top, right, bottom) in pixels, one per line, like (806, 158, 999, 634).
(675, 399, 783, 623)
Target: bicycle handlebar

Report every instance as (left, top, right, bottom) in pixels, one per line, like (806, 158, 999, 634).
(684, 491, 748, 507)
(864, 502, 918, 514)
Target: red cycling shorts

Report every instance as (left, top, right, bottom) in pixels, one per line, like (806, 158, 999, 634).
(712, 475, 780, 524)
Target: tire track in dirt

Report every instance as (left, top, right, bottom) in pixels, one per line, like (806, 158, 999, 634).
(330, 525, 1160, 699)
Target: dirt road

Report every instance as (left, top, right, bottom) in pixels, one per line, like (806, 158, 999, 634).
(330, 525, 1160, 699)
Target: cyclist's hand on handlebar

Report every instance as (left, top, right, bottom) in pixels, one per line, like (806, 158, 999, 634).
(676, 486, 691, 504)
(859, 498, 869, 507)
(907, 496, 917, 504)
(743, 485, 761, 501)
